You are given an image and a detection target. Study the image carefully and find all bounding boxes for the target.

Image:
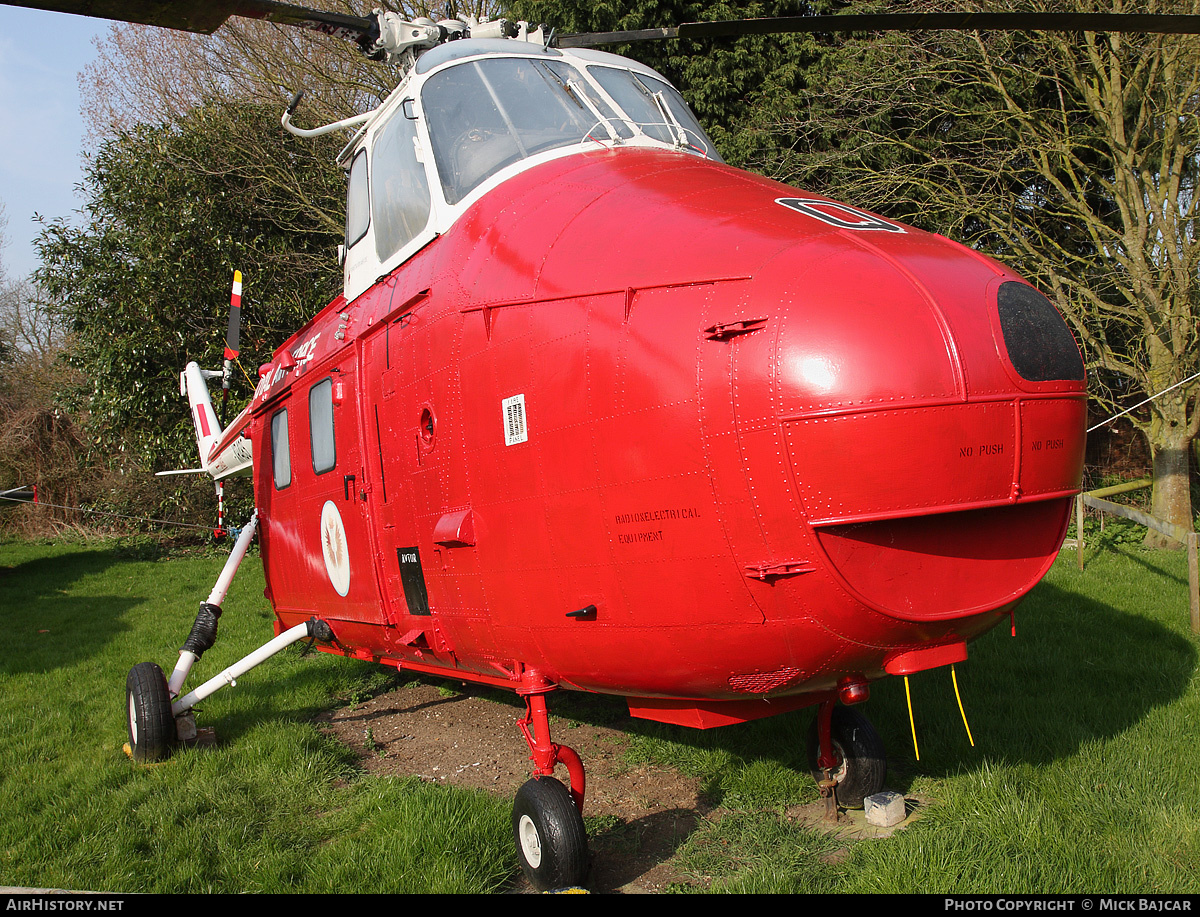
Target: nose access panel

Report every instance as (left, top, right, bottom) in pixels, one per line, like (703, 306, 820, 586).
(785, 395, 1085, 528)
(768, 238, 1085, 624)
(786, 396, 1082, 622)
(812, 498, 1073, 622)
(787, 401, 1019, 526)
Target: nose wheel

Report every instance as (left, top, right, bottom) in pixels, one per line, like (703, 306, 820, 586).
(512, 776, 588, 890)
(512, 690, 590, 890)
(808, 703, 886, 809)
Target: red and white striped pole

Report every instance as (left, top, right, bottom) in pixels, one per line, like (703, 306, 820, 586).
(214, 480, 227, 541)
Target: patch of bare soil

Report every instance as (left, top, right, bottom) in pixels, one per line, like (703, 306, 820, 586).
(316, 680, 711, 893)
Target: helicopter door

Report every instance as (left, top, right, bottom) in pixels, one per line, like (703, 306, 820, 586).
(257, 395, 309, 618)
(299, 365, 386, 624)
(360, 317, 427, 622)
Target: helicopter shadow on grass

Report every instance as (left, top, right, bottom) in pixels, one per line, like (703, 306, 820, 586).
(517, 563, 1196, 813)
(179, 563, 1195, 785)
(0, 548, 141, 676)
(1093, 535, 1192, 587)
(840, 571, 1197, 793)
(178, 645, 386, 742)
(130, 554, 1195, 893)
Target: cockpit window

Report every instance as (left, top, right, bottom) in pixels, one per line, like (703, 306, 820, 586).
(589, 67, 722, 161)
(371, 105, 432, 262)
(422, 57, 624, 204)
(542, 61, 633, 142)
(345, 150, 370, 248)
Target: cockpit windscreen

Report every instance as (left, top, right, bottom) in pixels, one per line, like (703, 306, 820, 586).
(423, 57, 623, 204)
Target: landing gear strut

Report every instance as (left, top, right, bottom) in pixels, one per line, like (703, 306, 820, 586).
(123, 513, 324, 763)
(512, 688, 589, 890)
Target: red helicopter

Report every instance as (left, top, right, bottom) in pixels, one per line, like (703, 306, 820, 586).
(15, 0, 1195, 891)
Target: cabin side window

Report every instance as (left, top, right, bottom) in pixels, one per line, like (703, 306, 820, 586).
(372, 106, 432, 262)
(309, 378, 336, 474)
(270, 408, 291, 490)
(345, 150, 370, 248)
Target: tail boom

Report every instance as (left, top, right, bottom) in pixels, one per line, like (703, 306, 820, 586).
(182, 361, 254, 479)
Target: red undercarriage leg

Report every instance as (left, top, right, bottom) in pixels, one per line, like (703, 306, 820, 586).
(815, 699, 839, 821)
(517, 691, 587, 814)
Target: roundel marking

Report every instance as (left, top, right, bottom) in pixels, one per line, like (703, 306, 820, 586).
(320, 499, 350, 597)
(775, 197, 906, 233)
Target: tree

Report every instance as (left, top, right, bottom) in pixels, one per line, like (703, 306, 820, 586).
(0, 203, 11, 367)
(77, 3, 509, 245)
(80, 2, 505, 147)
(0, 200, 93, 534)
(35, 101, 345, 520)
(40, 4, 529, 527)
(0, 278, 91, 530)
(755, 0, 1200, 542)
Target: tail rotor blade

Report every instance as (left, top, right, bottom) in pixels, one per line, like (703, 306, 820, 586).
(221, 270, 242, 423)
(224, 270, 242, 370)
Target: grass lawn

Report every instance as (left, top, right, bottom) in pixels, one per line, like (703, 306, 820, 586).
(0, 534, 1196, 894)
(0, 539, 511, 893)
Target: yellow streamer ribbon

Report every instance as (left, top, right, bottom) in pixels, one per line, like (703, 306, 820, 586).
(952, 664, 975, 747)
(904, 675, 920, 761)
(235, 355, 256, 389)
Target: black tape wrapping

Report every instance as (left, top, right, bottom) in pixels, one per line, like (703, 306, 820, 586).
(181, 602, 222, 656)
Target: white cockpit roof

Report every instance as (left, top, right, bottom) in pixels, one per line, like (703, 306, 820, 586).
(339, 39, 722, 302)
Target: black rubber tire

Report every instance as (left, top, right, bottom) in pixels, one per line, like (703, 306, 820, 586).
(807, 706, 886, 808)
(126, 662, 175, 763)
(512, 777, 589, 891)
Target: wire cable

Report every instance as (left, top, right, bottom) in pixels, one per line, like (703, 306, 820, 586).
(904, 675, 920, 762)
(952, 664, 975, 747)
(0, 493, 215, 531)
(1087, 370, 1200, 433)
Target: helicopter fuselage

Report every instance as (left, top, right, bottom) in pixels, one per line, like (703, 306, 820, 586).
(50, 3, 1163, 886)
(241, 141, 1084, 726)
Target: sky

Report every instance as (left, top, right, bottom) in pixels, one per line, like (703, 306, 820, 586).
(0, 6, 109, 282)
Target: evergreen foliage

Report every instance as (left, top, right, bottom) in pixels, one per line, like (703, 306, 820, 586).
(35, 101, 344, 519)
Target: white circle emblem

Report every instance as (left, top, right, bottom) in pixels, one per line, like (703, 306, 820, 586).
(320, 500, 350, 597)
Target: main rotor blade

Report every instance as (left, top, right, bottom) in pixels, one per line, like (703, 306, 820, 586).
(4, 1, 374, 40)
(556, 12, 1200, 48)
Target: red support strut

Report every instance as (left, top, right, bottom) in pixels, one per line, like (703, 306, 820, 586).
(815, 699, 838, 771)
(517, 692, 587, 814)
(815, 699, 839, 822)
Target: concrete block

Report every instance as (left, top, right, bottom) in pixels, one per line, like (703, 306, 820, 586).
(864, 790, 906, 827)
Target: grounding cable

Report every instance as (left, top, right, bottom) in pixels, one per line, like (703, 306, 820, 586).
(904, 675, 920, 762)
(951, 664, 975, 747)
(0, 492, 216, 532)
(1087, 369, 1200, 433)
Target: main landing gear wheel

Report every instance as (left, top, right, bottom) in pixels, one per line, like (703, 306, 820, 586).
(808, 706, 886, 808)
(125, 662, 175, 763)
(512, 776, 589, 891)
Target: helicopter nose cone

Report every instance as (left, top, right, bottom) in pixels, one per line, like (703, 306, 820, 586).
(736, 227, 1086, 622)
